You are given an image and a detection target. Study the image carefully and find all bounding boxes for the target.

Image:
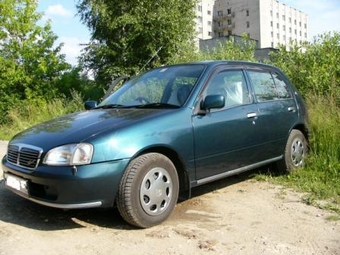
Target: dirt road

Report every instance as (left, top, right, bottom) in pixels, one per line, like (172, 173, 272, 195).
(0, 140, 339, 255)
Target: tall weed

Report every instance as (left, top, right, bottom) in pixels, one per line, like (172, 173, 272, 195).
(0, 91, 84, 140)
(272, 94, 340, 210)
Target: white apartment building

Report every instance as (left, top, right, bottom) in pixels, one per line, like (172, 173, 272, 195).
(196, 0, 308, 49)
(195, 0, 215, 40)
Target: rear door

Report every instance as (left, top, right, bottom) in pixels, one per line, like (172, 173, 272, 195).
(245, 67, 299, 158)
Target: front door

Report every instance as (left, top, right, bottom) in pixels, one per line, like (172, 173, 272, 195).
(192, 68, 265, 180)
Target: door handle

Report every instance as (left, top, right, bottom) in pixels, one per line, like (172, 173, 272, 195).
(247, 112, 257, 118)
(288, 107, 296, 112)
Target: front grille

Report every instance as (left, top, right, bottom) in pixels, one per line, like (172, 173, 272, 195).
(7, 144, 43, 170)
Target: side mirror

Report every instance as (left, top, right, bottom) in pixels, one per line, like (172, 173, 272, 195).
(201, 95, 225, 110)
(84, 100, 98, 110)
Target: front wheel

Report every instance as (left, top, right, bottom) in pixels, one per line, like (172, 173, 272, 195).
(117, 153, 179, 228)
(280, 129, 308, 173)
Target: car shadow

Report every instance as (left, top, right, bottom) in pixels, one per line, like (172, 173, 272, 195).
(0, 180, 132, 231)
(0, 166, 275, 231)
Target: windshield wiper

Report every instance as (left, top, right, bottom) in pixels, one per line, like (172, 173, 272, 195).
(94, 104, 125, 109)
(136, 103, 180, 109)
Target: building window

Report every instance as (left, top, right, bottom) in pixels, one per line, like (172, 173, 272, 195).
(277, 23, 279, 29)
(270, 21, 273, 27)
(270, 10, 273, 16)
(289, 17, 292, 23)
(218, 21, 223, 27)
(218, 10, 223, 16)
(283, 25, 286, 31)
(295, 29, 297, 35)
(207, 10, 211, 15)
(197, 16, 202, 23)
(276, 13, 279, 18)
(208, 31, 212, 36)
(218, 32, 223, 37)
(299, 21, 301, 27)
(271, 31, 274, 37)
(305, 33, 307, 38)
(282, 15, 285, 21)
(227, 8, 232, 15)
(277, 33, 280, 39)
(197, 5, 202, 12)
(228, 30, 232, 36)
(246, 10, 249, 16)
(208, 21, 212, 26)
(300, 31, 302, 36)
(294, 19, 297, 25)
(246, 21, 250, 28)
(289, 27, 292, 33)
(304, 23, 307, 29)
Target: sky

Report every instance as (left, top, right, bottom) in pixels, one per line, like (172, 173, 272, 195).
(37, 0, 340, 66)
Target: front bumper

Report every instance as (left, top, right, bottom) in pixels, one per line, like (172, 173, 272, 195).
(1, 156, 130, 209)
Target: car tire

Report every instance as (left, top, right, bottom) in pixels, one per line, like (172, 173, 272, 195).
(277, 129, 308, 173)
(117, 153, 179, 228)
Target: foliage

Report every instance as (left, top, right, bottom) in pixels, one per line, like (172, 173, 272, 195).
(261, 94, 340, 214)
(76, 0, 197, 85)
(264, 33, 340, 212)
(168, 34, 257, 64)
(269, 32, 340, 103)
(56, 67, 102, 101)
(0, 91, 84, 140)
(0, 0, 71, 124)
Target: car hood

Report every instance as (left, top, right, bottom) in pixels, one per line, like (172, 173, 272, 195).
(10, 108, 167, 150)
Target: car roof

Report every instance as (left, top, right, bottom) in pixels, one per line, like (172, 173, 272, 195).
(165, 60, 280, 71)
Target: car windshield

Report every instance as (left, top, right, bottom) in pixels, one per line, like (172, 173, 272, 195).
(97, 64, 205, 108)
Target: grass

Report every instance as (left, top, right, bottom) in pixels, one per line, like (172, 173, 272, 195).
(256, 94, 340, 216)
(1, 93, 339, 216)
(0, 92, 84, 140)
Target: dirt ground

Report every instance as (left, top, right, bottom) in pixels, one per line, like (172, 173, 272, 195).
(0, 140, 339, 255)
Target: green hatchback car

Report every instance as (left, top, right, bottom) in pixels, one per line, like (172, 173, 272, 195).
(1, 61, 308, 228)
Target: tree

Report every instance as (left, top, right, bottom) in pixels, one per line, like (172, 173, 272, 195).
(0, 0, 71, 123)
(76, 0, 197, 84)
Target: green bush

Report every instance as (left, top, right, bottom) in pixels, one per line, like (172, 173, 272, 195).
(270, 32, 340, 103)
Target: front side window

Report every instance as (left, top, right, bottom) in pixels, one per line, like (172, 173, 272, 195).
(205, 70, 250, 109)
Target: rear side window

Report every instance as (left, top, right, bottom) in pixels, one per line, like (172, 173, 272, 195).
(272, 73, 292, 99)
(247, 70, 292, 102)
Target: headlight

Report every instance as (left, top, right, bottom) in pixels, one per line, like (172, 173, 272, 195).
(43, 143, 93, 166)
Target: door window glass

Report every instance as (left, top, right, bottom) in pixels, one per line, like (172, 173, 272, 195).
(272, 73, 292, 99)
(247, 71, 277, 102)
(206, 70, 250, 108)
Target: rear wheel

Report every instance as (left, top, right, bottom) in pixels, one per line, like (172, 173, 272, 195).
(279, 129, 308, 173)
(117, 153, 179, 228)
